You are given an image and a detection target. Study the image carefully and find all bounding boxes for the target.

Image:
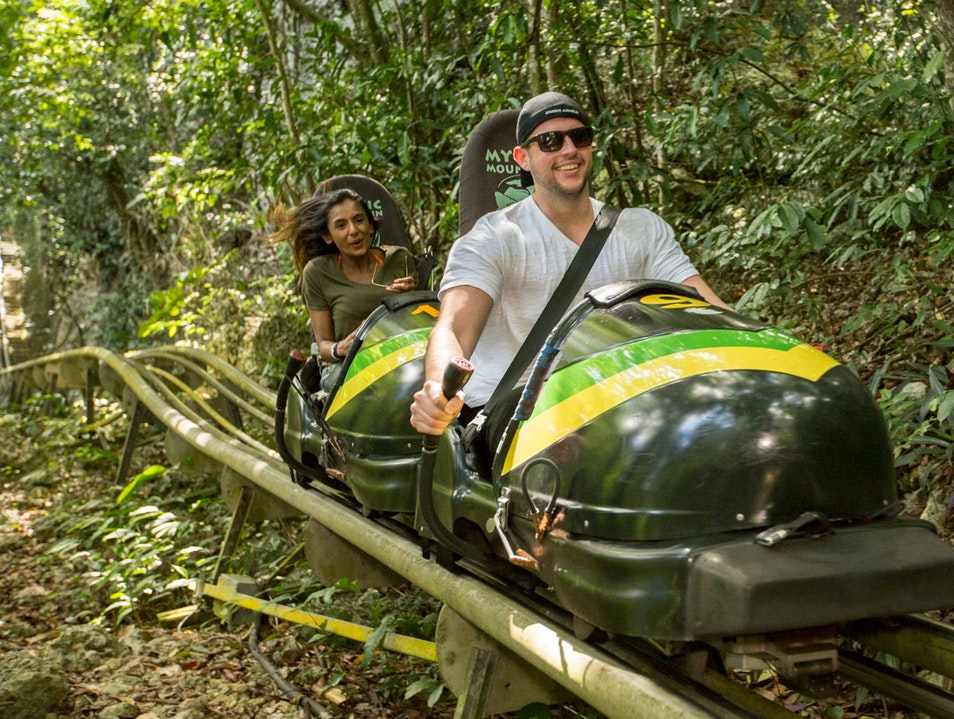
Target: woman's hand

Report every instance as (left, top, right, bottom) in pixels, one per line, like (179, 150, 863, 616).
(335, 326, 361, 358)
(386, 275, 416, 293)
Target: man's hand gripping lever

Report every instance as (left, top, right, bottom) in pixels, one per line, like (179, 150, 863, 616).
(417, 358, 484, 564)
(421, 357, 474, 452)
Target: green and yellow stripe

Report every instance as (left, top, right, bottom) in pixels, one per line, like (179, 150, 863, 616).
(326, 328, 430, 419)
(501, 329, 839, 474)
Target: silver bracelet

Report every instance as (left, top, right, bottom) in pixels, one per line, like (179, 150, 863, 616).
(331, 341, 342, 361)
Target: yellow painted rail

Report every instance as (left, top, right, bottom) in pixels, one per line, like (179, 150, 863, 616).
(193, 577, 437, 662)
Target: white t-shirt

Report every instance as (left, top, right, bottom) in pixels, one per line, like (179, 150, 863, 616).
(439, 197, 699, 406)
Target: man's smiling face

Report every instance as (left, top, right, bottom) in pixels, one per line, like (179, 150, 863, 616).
(516, 117, 593, 199)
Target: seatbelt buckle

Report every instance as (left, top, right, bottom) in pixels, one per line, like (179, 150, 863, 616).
(460, 412, 486, 452)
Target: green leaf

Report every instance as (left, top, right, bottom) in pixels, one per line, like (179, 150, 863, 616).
(937, 391, 954, 424)
(903, 132, 927, 155)
(778, 202, 802, 235)
(805, 218, 826, 251)
(892, 202, 911, 230)
(739, 47, 765, 64)
(747, 88, 778, 110)
(853, 683, 870, 710)
(116, 464, 166, 504)
(398, 132, 410, 166)
(735, 96, 750, 121)
(405, 677, 436, 700)
(427, 684, 445, 708)
(735, 282, 771, 312)
(362, 617, 392, 666)
(876, 78, 918, 104)
(902, 122, 943, 156)
(923, 50, 945, 83)
(668, 1, 683, 30)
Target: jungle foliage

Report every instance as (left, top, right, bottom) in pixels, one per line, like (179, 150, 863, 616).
(1, 0, 952, 517)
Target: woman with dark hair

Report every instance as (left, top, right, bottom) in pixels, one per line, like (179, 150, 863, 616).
(270, 188, 417, 366)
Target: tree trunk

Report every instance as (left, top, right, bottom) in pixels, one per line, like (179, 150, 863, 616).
(347, 0, 389, 66)
(652, 0, 667, 205)
(525, 0, 544, 93)
(254, 0, 303, 157)
(545, 1, 559, 88)
(932, 0, 954, 99)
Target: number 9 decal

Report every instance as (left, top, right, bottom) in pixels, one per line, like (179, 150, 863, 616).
(640, 293, 711, 309)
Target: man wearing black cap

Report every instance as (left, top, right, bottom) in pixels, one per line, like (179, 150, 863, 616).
(411, 91, 728, 436)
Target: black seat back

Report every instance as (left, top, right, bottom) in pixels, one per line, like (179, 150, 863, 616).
(457, 110, 530, 237)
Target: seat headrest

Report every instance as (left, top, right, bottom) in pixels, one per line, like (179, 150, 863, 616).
(458, 110, 531, 237)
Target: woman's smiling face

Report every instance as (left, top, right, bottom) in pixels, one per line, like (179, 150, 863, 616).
(323, 199, 373, 258)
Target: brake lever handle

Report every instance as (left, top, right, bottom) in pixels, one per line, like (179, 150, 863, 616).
(422, 357, 473, 451)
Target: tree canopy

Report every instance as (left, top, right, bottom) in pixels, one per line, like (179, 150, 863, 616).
(3, 1, 953, 315)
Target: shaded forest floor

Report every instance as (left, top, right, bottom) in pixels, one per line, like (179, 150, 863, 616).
(0, 408, 459, 719)
(0, 397, 950, 719)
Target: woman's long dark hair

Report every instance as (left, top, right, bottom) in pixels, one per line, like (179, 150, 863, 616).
(268, 188, 381, 275)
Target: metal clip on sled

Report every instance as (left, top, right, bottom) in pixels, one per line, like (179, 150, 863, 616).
(274, 350, 321, 486)
(754, 511, 833, 547)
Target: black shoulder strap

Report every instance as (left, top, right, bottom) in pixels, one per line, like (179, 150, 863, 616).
(470, 204, 621, 426)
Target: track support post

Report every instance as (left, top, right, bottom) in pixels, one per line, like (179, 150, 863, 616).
(42, 371, 58, 416)
(436, 605, 573, 716)
(85, 367, 96, 424)
(453, 646, 497, 719)
(115, 398, 148, 485)
(211, 483, 253, 584)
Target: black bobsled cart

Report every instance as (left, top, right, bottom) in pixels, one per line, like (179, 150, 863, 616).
(275, 112, 954, 681)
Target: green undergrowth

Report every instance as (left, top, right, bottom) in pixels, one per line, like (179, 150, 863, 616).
(3, 394, 230, 626)
(0, 392, 463, 714)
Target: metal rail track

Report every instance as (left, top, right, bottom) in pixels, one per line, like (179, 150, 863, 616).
(840, 616, 954, 718)
(3, 345, 954, 718)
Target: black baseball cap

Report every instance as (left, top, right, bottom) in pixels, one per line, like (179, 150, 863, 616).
(516, 92, 591, 145)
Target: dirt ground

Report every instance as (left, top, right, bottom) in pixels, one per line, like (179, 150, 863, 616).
(0, 475, 460, 719)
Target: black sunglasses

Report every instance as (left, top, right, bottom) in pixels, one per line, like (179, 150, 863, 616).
(523, 126, 595, 153)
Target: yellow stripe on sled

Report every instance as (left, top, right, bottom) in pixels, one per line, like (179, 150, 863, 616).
(326, 339, 428, 419)
(502, 343, 839, 474)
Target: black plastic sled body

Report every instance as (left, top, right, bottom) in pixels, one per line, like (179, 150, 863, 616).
(277, 279, 954, 641)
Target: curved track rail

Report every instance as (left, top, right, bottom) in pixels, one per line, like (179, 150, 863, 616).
(3, 346, 953, 719)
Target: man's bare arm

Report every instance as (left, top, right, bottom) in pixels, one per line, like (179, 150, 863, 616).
(681, 274, 732, 310)
(411, 286, 493, 435)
